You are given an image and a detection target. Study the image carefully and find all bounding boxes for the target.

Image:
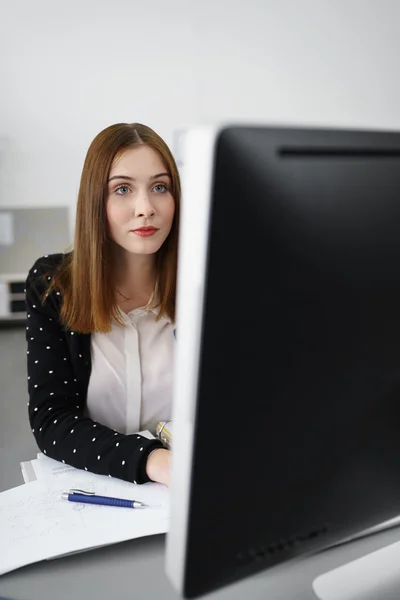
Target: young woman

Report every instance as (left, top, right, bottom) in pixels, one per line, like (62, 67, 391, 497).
(25, 123, 180, 486)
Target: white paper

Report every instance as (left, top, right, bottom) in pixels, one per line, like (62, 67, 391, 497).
(0, 212, 14, 245)
(31, 455, 78, 482)
(20, 461, 37, 483)
(0, 471, 169, 576)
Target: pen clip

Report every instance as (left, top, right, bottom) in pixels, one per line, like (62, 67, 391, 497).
(69, 489, 95, 496)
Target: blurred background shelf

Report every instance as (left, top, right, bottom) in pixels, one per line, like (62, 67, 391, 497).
(0, 206, 71, 325)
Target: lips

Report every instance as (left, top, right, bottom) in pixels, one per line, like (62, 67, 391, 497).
(131, 227, 158, 233)
(130, 226, 159, 238)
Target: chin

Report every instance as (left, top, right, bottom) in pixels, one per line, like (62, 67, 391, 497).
(123, 240, 163, 255)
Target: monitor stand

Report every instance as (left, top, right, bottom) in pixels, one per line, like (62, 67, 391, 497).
(312, 540, 400, 600)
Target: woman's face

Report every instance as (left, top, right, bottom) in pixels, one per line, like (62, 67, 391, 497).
(106, 145, 175, 256)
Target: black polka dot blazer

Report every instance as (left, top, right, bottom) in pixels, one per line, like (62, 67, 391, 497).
(25, 254, 164, 484)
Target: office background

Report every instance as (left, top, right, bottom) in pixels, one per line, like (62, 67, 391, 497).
(1, 0, 400, 224)
(0, 0, 399, 454)
(1, 3, 400, 599)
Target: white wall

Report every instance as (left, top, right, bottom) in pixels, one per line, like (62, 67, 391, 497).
(193, 0, 400, 129)
(1, 0, 399, 234)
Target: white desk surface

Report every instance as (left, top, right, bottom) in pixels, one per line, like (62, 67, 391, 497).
(1, 444, 400, 600)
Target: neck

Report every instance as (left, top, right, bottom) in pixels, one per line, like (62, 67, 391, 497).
(112, 245, 157, 302)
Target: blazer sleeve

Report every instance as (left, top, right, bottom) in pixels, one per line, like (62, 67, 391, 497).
(25, 258, 164, 484)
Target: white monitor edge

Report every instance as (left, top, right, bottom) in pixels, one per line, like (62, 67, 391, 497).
(165, 126, 220, 594)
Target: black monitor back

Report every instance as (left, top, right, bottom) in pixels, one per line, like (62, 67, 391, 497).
(182, 126, 400, 597)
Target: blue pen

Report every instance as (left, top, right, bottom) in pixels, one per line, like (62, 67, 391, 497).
(62, 488, 147, 508)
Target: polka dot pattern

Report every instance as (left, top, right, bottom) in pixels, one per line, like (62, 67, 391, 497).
(26, 254, 165, 485)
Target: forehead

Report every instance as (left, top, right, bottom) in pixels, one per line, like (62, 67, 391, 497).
(109, 145, 167, 178)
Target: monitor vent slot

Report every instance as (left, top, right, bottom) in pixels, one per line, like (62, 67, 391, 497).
(278, 148, 400, 159)
(235, 523, 328, 567)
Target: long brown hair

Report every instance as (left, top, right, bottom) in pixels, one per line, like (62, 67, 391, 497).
(45, 123, 180, 334)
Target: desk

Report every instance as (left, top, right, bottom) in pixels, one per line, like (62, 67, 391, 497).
(1, 446, 400, 600)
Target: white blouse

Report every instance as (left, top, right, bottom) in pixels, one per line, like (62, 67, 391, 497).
(86, 307, 175, 435)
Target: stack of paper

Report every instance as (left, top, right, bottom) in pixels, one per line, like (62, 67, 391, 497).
(20, 451, 78, 483)
(20, 429, 157, 484)
(0, 432, 169, 576)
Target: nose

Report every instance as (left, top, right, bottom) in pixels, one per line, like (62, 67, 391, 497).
(134, 190, 155, 218)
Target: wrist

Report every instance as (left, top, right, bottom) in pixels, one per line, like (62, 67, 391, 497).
(145, 448, 171, 485)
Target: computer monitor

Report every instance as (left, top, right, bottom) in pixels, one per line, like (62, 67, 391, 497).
(166, 125, 400, 598)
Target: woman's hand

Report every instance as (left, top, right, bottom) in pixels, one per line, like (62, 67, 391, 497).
(146, 448, 171, 486)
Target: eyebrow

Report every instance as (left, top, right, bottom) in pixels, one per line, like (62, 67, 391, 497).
(108, 172, 171, 183)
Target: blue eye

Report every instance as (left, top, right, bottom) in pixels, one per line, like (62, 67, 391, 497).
(153, 183, 168, 193)
(115, 185, 130, 195)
